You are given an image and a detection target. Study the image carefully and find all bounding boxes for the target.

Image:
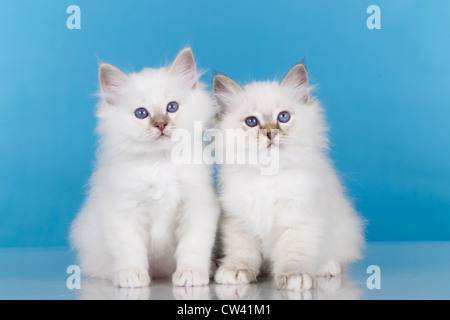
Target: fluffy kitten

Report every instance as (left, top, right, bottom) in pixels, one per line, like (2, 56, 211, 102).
(213, 63, 364, 290)
(70, 48, 220, 288)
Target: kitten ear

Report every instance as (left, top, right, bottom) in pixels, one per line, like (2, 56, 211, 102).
(168, 47, 197, 89)
(99, 63, 129, 106)
(281, 63, 309, 103)
(213, 74, 242, 118)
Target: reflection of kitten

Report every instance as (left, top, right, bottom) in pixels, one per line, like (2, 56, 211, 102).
(213, 63, 364, 290)
(70, 48, 220, 288)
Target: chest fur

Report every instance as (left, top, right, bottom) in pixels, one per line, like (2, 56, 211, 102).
(220, 167, 314, 236)
(109, 160, 182, 215)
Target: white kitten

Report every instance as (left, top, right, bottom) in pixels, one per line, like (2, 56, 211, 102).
(213, 63, 364, 290)
(70, 48, 220, 288)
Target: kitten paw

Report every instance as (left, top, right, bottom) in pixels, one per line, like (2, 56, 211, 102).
(172, 269, 209, 287)
(317, 260, 341, 277)
(275, 273, 314, 291)
(214, 267, 255, 285)
(112, 269, 150, 288)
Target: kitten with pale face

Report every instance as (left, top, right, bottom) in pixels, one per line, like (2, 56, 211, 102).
(213, 63, 364, 290)
(70, 48, 220, 288)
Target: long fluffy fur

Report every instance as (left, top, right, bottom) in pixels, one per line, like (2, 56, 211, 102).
(213, 66, 364, 290)
(70, 48, 220, 288)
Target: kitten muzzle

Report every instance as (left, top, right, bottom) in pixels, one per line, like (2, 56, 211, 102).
(153, 120, 168, 133)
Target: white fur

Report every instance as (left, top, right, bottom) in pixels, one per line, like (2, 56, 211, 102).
(213, 65, 364, 291)
(70, 48, 220, 288)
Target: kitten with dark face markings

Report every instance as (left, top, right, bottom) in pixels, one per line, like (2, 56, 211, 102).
(213, 63, 364, 290)
(70, 48, 220, 288)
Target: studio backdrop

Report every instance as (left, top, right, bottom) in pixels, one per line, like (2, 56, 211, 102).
(0, 0, 449, 247)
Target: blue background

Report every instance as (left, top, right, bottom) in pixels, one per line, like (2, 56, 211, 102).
(0, 0, 449, 246)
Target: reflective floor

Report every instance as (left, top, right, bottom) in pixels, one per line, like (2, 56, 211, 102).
(0, 242, 449, 300)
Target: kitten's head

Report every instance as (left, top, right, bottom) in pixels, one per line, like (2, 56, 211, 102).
(213, 63, 328, 165)
(96, 47, 214, 154)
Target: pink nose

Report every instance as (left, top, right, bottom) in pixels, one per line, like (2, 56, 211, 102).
(154, 121, 167, 132)
(267, 130, 278, 141)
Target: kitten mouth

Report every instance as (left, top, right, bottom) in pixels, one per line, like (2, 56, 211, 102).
(156, 132, 171, 139)
(267, 140, 279, 148)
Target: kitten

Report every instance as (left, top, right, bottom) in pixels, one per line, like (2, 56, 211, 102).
(70, 48, 220, 288)
(213, 63, 364, 290)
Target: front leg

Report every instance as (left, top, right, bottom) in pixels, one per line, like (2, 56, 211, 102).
(271, 201, 324, 291)
(272, 225, 322, 291)
(173, 185, 220, 286)
(102, 209, 150, 288)
(214, 214, 262, 285)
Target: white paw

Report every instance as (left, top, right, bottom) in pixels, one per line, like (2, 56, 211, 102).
(112, 269, 150, 288)
(276, 273, 314, 291)
(214, 267, 255, 285)
(172, 269, 209, 287)
(317, 260, 341, 277)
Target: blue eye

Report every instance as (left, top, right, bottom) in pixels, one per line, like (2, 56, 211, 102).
(245, 116, 259, 127)
(167, 101, 179, 113)
(277, 111, 291, 123)
(135, 108, 149, 119)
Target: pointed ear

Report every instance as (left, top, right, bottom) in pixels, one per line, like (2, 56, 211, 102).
(99, 63, 129, 105)
(213, 74, 242, 118)
(281, 63, 309, 103)
(168, 47, 197, 89)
